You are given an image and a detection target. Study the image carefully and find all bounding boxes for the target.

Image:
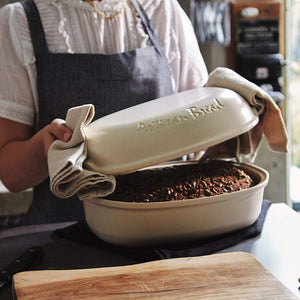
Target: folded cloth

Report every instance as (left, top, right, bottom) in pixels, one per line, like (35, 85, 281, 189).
(54, 200, 272, 263)
(48, 104, 116, 200)
(204, 67, 288, 161)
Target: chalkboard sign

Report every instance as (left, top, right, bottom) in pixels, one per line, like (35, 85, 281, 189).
(237, 19, 279, 55)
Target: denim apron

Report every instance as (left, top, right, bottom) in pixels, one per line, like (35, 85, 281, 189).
(22, 0, 173, 225)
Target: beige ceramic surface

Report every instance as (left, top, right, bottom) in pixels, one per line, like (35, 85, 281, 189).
(84, 87, 259, 175)
(83, 161, 269, 246)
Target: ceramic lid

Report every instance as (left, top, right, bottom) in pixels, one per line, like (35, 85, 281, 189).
(84, 87, 259, 175)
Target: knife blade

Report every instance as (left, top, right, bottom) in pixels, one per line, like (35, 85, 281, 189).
(0, 246, 44, 289)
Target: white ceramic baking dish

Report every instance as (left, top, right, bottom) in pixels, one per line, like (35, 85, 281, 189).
(82, 87, 267, 246)
(83, 161, 269, 246)
(84, 87, 258, 175)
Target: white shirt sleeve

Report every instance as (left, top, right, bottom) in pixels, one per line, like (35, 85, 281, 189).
(143, 0, 208, 93)
(0, 3, 37, 126)
(170, 1, 208, 91)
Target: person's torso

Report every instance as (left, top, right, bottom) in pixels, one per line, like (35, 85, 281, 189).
(22, 0, 174, 225)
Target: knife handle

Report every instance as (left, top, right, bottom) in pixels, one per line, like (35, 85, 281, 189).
(0, 246, 44, 282)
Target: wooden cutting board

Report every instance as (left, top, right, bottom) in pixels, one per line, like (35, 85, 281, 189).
(13, 252, 297, 300)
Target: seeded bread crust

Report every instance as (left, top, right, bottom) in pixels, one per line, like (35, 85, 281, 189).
(107, 160, 255, 203)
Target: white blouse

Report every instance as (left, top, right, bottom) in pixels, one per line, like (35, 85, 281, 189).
(0, 0, 208, 126)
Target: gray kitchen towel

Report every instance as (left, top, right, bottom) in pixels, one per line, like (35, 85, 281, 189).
(204, 67, 288, 162)
(48, 104, 116, 200)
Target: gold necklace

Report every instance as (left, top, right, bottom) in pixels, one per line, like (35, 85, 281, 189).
(84, 0, 125, 19)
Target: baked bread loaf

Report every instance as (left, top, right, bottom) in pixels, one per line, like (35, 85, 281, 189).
(107, 160, 255, 203)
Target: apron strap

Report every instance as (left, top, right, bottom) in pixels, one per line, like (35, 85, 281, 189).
(130, 0, 166, 56)
(21, 0, 49, 56)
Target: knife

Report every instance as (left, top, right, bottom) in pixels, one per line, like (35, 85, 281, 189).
(0, 246, 44, 289)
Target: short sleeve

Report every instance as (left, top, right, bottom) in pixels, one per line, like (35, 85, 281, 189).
(143, 0, 208, 93)
(171, 1, 208, 91)
(0, 3, 36, 126)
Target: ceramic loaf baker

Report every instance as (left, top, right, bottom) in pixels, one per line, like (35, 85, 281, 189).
(84, 87, 259, 175)
(79, 87, 270, 246)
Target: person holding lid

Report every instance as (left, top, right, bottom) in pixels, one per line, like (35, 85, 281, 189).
(0, 0, 208, 225)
